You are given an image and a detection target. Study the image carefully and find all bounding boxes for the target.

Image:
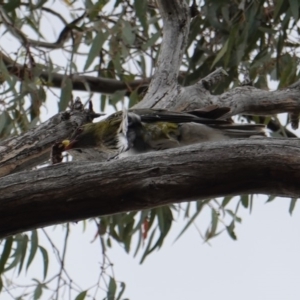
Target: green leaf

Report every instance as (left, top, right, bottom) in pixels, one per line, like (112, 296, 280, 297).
(38, 246, 48, 280)
(225, 209, 242, 223)
(109, 90, 126, 110)
(210, 209, 219, 238)
(3, 0, 21, 12)
(106, 60, 116, 79)
(123, 218, 135, 253)
(174, 200, 207, 243)
(273, 0, 285, 21)
(84, 30, 108, 70)
(4, 247, 22, 272)
(74, 290, 87, 300)
(226, 221, 237, 240)
(211, 39, 229, 69)
(221, 196, 233, 207)
(288, 0, 299, 20)
(289, 198, 297, 215)
(265, 195, 276, 203)
(241, 195, 249, 208)
(34, 283, 43, 300)
(151, 206, 173, 250)
(107, 277, 117, 300)
(187, 16, 203, 48)
(59, 77, 72, 111)
(137, 55, 146, 77)
(18, 234, 29, 274)
(112, 53, 123, 76)
(142, 31, 160, 50)
(26, 230, 38, 271)
(140, 228, 157, 264)
(134, 0, 148, 32)
(0, 236, 13, 274)
(0, 58, 17, 90)
(224, 26, 238, 67)
(122, 21, 135, 45)
(34, 0, 49, 9)
(129, 89, 140, 108)
(116, 282, 126, 300)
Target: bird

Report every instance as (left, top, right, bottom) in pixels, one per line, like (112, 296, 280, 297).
(56, 106, 266, 162)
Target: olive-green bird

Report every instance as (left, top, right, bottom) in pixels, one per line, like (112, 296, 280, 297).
(60, 106, 266, 159)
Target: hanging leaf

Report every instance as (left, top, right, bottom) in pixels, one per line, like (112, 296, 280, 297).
(226, 221, 237, 240)
(59, 77, 73, 111)
(240, 195, 249, 208)
(33, 283, 43, 300)
(38, 246, 49, 280)
(122, 21, 135, 45)
(107, 277, 117, 300)
(84, 30, 109, 70)
(134, 0, 148, 32)
(116, 282, 126, 300)
(26, 230, 38, 271)
(289, 198, 298, 215)
(18, 234, 28, 274)
(211, 39, 229, 69)
(288, 0, 299, 20)
(0, 237, 13, 274)
(74, 290, 87, 300)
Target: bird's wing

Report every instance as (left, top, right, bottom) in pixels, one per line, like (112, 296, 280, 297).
(185, 105, 231, 119)
(130, 107, 232, 125)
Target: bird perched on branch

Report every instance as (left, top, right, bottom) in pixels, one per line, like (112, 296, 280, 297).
(52, 106, 265, 163)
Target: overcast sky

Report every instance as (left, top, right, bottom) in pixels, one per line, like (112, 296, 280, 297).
(41, 197, 300, 300)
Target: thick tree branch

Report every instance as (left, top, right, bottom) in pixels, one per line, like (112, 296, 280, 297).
(173, 82, 300, 116)
(0, 138, 299, 238)
(1, 77, 300, 177)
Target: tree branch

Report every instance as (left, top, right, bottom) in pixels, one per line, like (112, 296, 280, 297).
(173, 82, 300, 116)
(0, 98, 102, 177)
(0, 51, 150, 94)
(0, 138, 299, 238)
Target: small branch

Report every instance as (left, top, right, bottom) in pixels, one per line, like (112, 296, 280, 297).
(0, 6, 84, 49)
(0, 51, 149, 94)
(0, 98, 101, 177)
(199, 67, 228, 90)
(0, 138, 300, 238)
(55, 224, 70, 300)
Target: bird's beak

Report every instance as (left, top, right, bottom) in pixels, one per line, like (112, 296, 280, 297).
(61, 140, 75, 150)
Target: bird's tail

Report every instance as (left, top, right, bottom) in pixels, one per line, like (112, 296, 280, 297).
(210, 124, 266, 138)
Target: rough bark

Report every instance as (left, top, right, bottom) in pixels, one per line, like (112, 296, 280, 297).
(0, 98, 102, 177)
(0, 138, 300, 238)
